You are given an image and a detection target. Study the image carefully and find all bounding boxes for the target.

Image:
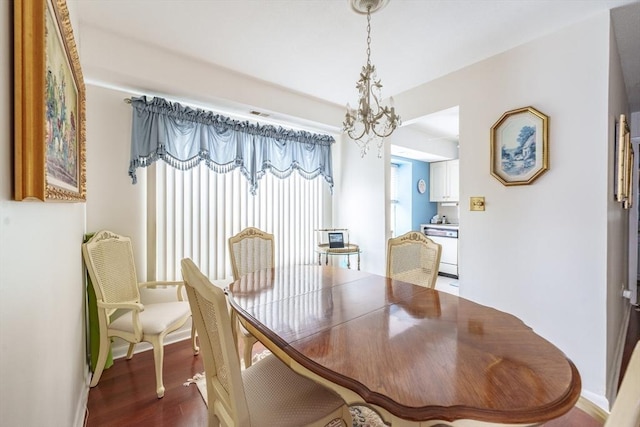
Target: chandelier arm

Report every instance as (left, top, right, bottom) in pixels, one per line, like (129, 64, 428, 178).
(347, 126, 369, 141)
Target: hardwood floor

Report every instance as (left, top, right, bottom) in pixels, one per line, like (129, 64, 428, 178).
(619, 302, 640, 389)
(85, 341, 207, 427)
(85, 337, 611, 427)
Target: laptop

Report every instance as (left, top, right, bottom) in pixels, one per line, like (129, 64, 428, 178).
(328, 232, 345, 248)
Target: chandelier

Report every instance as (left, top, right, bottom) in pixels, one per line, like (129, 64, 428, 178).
(344, 0, 401, 158)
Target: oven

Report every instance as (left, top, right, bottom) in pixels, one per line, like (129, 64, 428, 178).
(421, 224, 458, 278)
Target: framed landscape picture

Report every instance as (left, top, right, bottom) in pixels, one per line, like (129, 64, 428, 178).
(490, 106, 549, 186)
(14, 0, 86, 201)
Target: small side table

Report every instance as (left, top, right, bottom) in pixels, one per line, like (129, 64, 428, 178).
(315, 243, 361, 270)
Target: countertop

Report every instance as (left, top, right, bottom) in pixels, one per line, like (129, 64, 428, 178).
(421, 223, 459, 229)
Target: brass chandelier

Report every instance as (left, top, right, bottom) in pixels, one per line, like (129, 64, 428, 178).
(344, 0, 401, 158)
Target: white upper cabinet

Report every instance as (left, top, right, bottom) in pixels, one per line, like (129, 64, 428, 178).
(429, 159, 459, 202)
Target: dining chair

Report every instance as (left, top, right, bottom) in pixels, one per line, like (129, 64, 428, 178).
(82, 230, 198, 398)
(227, 227, 274, 367)
(577, 339, 640, 427)
(386, 231, 442, 289)
(181, 258, 352, 427)
(604, 339, 640, 427)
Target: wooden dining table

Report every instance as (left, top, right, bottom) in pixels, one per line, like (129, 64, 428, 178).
(227, 265, 581, 427)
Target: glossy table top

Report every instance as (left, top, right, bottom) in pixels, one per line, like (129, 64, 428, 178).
(228, 265, 581, 424)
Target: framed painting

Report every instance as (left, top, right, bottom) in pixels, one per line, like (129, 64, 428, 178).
(14, 0, 86, 201)
(617, 114, 633, 208)
(490, 106, 549, 186)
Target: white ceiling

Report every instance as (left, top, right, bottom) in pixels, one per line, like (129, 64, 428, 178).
(77, 0, 640, 150)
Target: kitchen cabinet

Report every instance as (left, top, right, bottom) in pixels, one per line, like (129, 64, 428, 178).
(429, 159, 459, 202)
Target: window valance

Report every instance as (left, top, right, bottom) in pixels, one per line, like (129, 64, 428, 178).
(128, 96, 334, 194)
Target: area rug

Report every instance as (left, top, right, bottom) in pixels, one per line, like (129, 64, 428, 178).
(184, 351, 388, 427)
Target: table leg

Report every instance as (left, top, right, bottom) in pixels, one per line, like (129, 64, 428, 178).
(325, 254, 329, 265)
(357, 252, 360, 271)
(318, 253, 321, 266)
(346, 254, 351, 269)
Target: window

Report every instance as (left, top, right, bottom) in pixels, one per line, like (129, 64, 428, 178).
(149, 161, 329, 281)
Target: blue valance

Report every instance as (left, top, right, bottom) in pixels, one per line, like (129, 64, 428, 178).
(128, 96, 334, 194)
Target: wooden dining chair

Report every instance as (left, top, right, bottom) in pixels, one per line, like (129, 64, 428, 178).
(227, 227, 274, 367)
(181, 258, 352, 427)
(577, 339, 640, 427)
(386, 231, 442, 289)
(82, 230, 198, 398)
(605, 339, 640, 427)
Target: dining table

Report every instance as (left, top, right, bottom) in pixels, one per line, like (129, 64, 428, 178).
(227, 265, 581, 427)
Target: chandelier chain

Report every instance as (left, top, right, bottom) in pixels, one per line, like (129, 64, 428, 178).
(366, 6, 372, 67)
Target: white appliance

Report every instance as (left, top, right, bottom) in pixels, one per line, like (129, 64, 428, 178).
(421, 224, 458, 278)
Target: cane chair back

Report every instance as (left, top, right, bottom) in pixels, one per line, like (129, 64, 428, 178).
(181, 258, 352, 427)
(228, 227, 275, 280)
(604, 340, 640, 427)
(86, 232, 140, 308)
(386, 231, 442, 289)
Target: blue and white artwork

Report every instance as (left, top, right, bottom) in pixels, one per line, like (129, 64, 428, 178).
(492, 107, 548, 186)
(500, 125, 536, 177)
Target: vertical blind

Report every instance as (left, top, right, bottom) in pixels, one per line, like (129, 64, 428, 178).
(149, 161, 327, 281)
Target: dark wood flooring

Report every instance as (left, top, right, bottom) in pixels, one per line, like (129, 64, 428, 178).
(85, 341, 207, 427)
(619, 302, 640, 389)
(87, 304, 640, 427)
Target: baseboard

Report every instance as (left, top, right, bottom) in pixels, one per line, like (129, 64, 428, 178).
(606, 303, 632, 405)
(74, 363, 91, 427)
(577, 395, 609, 425)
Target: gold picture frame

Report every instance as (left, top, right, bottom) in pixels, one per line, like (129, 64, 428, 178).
(617, 114, 633, 208)
(490, 106, 549, 186)
(624, 148, 634, 209)
(14, 0, 86, 201)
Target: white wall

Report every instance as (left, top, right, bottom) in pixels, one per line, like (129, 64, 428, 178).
(0, 2, 88, 426)
(631, 110, 640, 304)
(606, 21, 634, 404)
(85, 85, 147, 278)
(392, 125, 459, 159)
(334, 135, 388, 275)
(79, 25, 343, 135)
(388, 12, 626, 407)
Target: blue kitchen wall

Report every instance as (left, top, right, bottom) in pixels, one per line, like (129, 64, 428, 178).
(392, 156, 437, 233)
